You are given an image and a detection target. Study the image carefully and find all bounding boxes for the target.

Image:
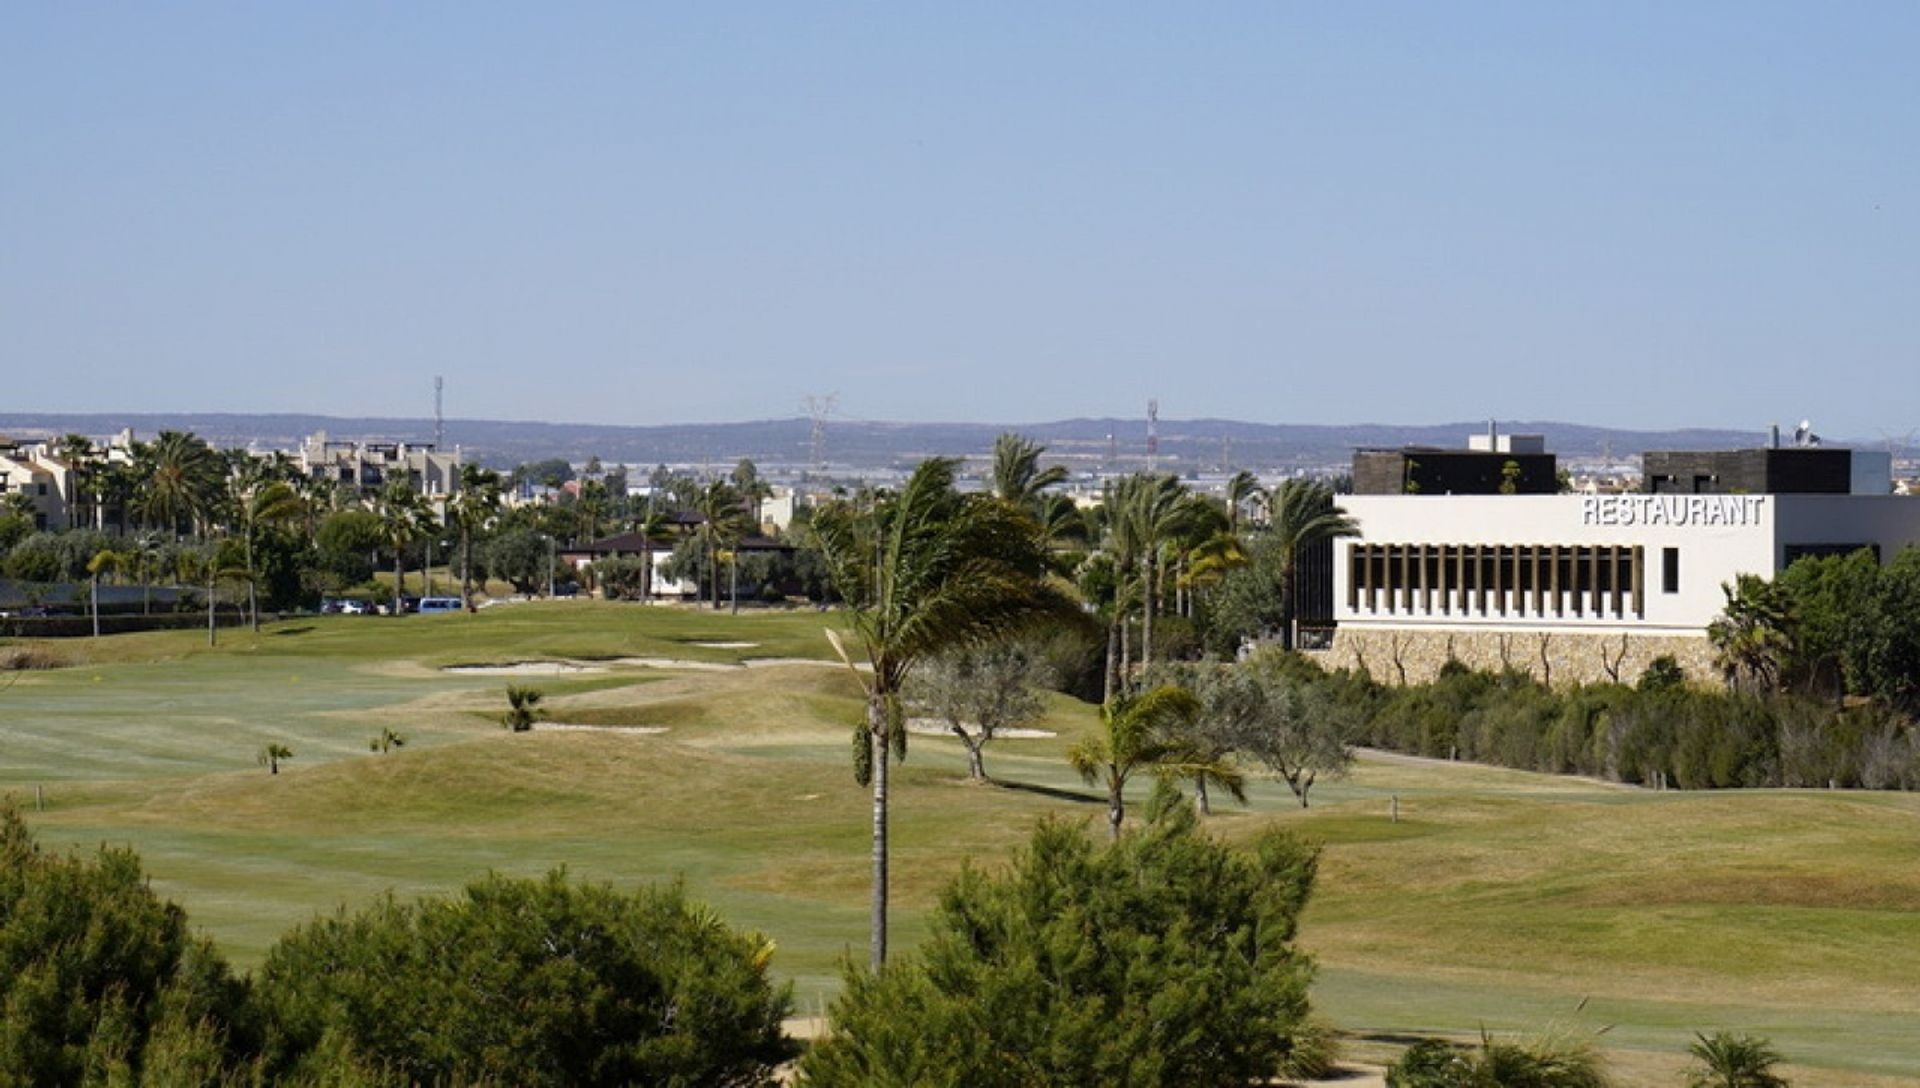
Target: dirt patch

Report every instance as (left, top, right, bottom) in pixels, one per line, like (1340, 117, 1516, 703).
(532, 723, 669, 735)
(688, 640, 759, 649)
(0, 648, 65, 671)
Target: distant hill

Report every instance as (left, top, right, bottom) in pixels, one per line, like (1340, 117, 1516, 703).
(0, 411, 1779, 472)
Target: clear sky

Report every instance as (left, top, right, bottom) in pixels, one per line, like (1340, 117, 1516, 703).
(3, 3, 1916, 437)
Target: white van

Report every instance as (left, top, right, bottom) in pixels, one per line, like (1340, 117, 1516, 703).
(417, 597, 464, 614)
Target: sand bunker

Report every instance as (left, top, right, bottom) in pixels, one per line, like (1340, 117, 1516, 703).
(603, 657, 741, 671)
(906, 718, 1056, 739)
(532, 723, 668, 734)
(443, 662, 605, 676)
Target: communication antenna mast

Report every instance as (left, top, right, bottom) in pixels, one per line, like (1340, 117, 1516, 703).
(803, 392, 839, 473)
(1146, 398, 1160, 473)
(433, 376, 445, 449)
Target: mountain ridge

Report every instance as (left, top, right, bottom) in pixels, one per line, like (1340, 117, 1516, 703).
(0, 411, 1800, 471)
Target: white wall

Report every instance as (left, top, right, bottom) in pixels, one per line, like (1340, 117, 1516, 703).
(1337, 493, 1920, 636)
(1773, 495, 1920, 564)
(1336, 495, 1777, 634)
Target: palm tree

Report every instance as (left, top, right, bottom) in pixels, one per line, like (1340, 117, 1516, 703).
(575, 478, 611, 543)
(57, 434, 97, 530)
(731, 457, 774, 529)
(1686, 1032, 1787, 1088)
(85, 548, 124, 638)
(630, 501, 671, 604)
(503, 686, 543, 731)
(693, 480, 751, 610)
(1180, 528, 1250, 602)
(1264, 479, 1359, 649)
(1224, 469, 1262, 533)
(132, 431, 224, 538)
(235, 477, 307, 630)
(130, 531, 165, 615)
(371, 481, 436, 615)
(258, 743, 293, 775)
(1708, 575, 1797, 695)
(1067, 685, 1243, 839)
(1034, 492, 1089, 553)
(448, 465, 503, 612)
(178, 544, 246, 647)
(990, 432, 1068, 509)
(1109, 474, 1199, 671)
(814, 457, 1077, 967)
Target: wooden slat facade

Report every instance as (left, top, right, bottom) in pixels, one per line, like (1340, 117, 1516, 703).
(1348, 542, 1647, 621)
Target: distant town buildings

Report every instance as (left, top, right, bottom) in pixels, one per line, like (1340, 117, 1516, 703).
(0, 437, 73, 531)
(298, 431, 461, 498)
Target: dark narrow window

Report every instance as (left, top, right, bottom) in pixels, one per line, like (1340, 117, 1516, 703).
(1662, 547, 1680, 594)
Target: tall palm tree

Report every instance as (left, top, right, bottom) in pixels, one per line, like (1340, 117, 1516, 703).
(731, 457, 774, 529)
(1067, 685, 1243, 839)
(1181, 528, 1250, 597)
(630, 501, 671, 604)
(131, 531, 165, 615)
(1109, 474, 1199, 671)
(693, 480, 751, 610)
(371, 481, 436, 615)
(177, 544, 246, 647)
(1224, 469, 1262, 533)
(448, 465, 503, 612)
(85, 547, 124, 638)
(57, 434, 97, 530)
(575, 478, 611, 543)
(1264, 479, 1359, 649)
(133, 431, 224, 538)
(814, 457, 1077, 967)
(235, 478, 307, 630)
(990, 432, 1068, 509)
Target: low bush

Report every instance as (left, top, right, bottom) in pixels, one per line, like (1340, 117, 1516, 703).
(799, 787, 1322, 1087)
(0, 805, 256, 1084)
(1387, 1032, 1609, 1087)
(255, 872, 795, 1087)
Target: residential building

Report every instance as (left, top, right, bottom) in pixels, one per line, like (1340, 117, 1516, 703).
(298, 431, 461, 498)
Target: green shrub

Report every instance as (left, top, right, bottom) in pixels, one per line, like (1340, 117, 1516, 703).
(0, 805, 255, 1085)
(1686, 1031, 1788, 1088)
(1387, 1032, 1609, 1087)
(798, 788, 1321, 1087)
(255, 871, 794, 1087)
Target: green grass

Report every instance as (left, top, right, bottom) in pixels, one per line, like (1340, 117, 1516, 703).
(6, 603, 1920, 1084)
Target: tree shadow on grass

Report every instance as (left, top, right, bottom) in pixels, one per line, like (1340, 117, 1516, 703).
(990, 779, 1104, 806)
(271, 625, 316, 636)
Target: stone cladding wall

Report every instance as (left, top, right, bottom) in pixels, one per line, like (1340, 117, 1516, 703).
(1313, 627, 1718, 689)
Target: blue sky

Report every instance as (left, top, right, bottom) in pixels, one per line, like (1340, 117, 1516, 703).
(3, 3, 1916, 437)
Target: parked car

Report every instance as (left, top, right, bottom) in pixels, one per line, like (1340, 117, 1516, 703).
(338, 599, 371, 615)
(416, 597, 463, 614)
